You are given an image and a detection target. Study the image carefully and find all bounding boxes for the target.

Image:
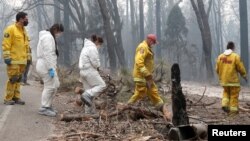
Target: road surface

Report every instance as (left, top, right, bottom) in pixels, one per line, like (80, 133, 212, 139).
(0, 64, 54, 141)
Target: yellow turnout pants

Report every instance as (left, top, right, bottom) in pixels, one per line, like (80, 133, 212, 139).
(4, 64, 26, 101)
(221, 86, 240, 112)
(128, 82, 163, 106)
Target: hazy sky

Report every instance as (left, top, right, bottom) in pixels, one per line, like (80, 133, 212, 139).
(3, 0, 24, 8)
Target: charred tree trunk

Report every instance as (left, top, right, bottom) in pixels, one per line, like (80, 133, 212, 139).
(130, 0, 137, 48)
(147, 0, 154, 33)
(111, 0, 127, 67)
(60, 0, 71, 66)
(218, 1, 223, 52)
(139, 0, 144, 41)
(54, 0, 61, 23)
(155, 0, 162, 59)
(98, 0, 117, 70)
(190, 0, 214, 81)
(239, 0, 249, 74)
(36, 3, 43, 32)
(171, 64, 189, 126)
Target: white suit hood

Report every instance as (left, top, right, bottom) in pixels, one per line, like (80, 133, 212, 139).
(39, 30, 48, 39)
(223, 49, 233, 56)
(79, 39, 100, 71)
(36, 30, 57, 74)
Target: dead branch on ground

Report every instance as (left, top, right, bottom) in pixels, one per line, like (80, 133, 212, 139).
(187, 100, 216, 107)
(66, 131, 104, 138)
(59, 113, 100, 122)
(60, 103, 172, 122)
(193, 86, 207, 105)
(188, 115, 226, 124)
(239, 106, 250, 112)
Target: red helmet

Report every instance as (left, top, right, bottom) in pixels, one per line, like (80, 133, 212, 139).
(147, 34, 157, 44)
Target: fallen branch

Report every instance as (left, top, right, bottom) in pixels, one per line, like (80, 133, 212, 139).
(239, 106, 250, 112)
(61, 102, 171, 122)
(108, 104, 163, 119)
(162, 103, 172, 122)
(246, 102, 250, 107)
(59, 113, 100, 122)
(126, 135, 152, 141)
(187, 99, 216, 107)
(52, 131, 104, 140)
(66, 131, 104, 138)
(189, 115, 226, 123)
(203, 119, 227, 124)
(193, 86, 207, 105)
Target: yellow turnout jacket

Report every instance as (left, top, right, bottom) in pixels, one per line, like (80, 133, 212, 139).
(216, 49, 247, 86)
(2, 23, 30, 64)
(133, 40, 154, 83)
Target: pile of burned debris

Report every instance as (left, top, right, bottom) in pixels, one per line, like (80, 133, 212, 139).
(48, 64, 216, 141)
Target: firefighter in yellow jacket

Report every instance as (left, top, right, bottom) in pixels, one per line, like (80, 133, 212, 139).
(2, 12, 30, 105)
(216, 41, 247, 116)
(128, 34, 163, 107)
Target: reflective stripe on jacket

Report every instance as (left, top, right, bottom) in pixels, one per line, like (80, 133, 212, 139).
(133, 40, 154, 83)
(2, 23, 29, 64)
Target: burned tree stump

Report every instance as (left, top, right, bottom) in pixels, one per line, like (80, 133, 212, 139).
(171, 63, 189, 126)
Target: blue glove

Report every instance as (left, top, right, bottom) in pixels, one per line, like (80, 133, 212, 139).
(48, 68, 55, 78)
(244, 77, 248, 83)
(4, 58, 11, 65)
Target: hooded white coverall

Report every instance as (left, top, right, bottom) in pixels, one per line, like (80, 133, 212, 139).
(79, 39, 106, 114)
(36, 30, 60, 108)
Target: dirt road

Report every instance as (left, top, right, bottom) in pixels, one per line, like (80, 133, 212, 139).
(0, 64, 53, 141)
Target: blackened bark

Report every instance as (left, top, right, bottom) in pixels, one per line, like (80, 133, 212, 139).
(171, 64, 189, 126)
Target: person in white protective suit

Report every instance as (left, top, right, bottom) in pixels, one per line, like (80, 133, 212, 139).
(36, 23, 64, 117)
(79, 35, 106, 114)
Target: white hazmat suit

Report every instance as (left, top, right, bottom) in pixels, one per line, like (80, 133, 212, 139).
(79, 39, 106, 114)
(36, 30, 60, 114)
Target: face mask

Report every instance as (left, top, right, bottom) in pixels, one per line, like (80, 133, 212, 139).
(55, 33, 62, 38)
(23, 20, 28, 26)
(96, 45, 101, 48)
(151, 44, 156, 48)
(149, 41, 156, 48)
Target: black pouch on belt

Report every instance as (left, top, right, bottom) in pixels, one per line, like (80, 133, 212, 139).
(9, 75, 21, 84)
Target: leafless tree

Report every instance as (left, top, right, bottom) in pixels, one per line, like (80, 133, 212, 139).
(190, 0, 214, 80)
(239, 0, 249, 73)
(139, 0, 144, 41)
(155, 0, 162, 59)
(97, 0, 117, 70)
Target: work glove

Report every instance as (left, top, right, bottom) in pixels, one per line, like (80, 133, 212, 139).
(4, 58, 11, 65)
(145, 75, 153, 89)
(27, 59, 32, 65)
(146, 80, 153, 89)
(48, 68, 55, 78)
(145, 75, 153, 81)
